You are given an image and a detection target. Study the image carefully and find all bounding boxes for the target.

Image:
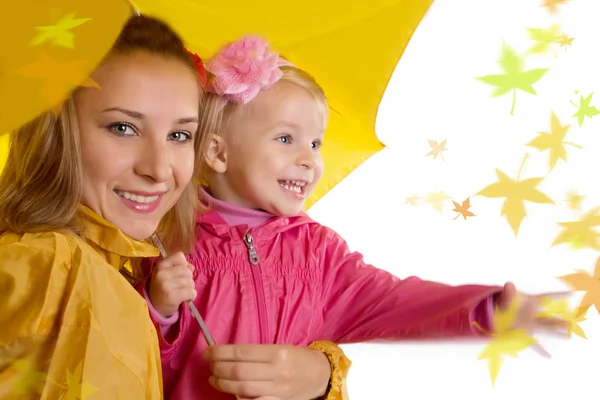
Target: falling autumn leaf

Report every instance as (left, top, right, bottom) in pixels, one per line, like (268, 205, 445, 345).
(405, 196, 420, 206)
(526, 24, 562, 55)
(452, 197, 476, 220)
(557, 257, 600, 315)
(541, 0, 569, 14)
(571, 92, 600, 127)
(552, 206, 600, 251)
(29, 12, 92, 49)
(61, 361, 98, 400)
(558, 33, 574, 50)
(477, 42, 549, 116)
(423, 190, 451, 213)
(14, 51, 99, 109)
(565, 190, 585, 212)
(1, 358, 47, 397)
(535, 297, 588, 339)
(426, 139, 447, 161)
(473, 295, 537, 386)
(477, 154, 554, 236)
(526, 111, 581, 171)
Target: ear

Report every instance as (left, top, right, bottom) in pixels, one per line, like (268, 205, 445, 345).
(204, 133, 228, 174)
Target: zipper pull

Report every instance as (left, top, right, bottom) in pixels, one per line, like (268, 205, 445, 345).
(243, 232, 260, 265)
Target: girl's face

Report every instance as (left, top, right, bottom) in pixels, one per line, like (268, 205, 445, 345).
(75, 52, 199, 240)
(210, 81, 325, 216)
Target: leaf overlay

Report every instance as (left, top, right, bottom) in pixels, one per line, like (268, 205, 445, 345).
(424, 190, 451, 213)
(452, 197, 476, 220)
(526, 111, 580, 172)
(477, 43, 549, 115)
(477, 155, 554, 236)
(426, 139, 447, 161)
(535, 297, 589, 339)
(557, 257, 600, 314)
(474, 295, 537, 386)
(571, 92, 600, 127)
(30, 12, 92, 49)
(553, 206, 600, 250)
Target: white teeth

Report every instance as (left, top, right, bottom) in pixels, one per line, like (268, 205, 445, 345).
(280, 183, 302, 194)
(116, 190, 160, 204)
(283, 180, 307, 187)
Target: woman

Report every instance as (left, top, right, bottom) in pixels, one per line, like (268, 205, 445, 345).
(0, 13, 349, 400)
(0, 15, 203, 399)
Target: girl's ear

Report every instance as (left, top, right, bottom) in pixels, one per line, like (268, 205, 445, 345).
(204, 133, 228, 174)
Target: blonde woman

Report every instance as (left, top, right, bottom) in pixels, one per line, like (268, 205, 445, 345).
(0, 15, 205, 399)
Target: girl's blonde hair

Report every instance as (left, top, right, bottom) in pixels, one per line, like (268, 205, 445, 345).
(198, 66, 328, 179)
(0, 15, 207, 254)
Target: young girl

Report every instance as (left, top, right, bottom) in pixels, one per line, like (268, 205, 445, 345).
(144, 36, 566, 400)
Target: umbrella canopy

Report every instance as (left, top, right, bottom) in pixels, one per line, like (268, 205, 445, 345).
(0, 0, 433, 207)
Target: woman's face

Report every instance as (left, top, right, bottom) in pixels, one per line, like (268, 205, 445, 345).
(75, 51, 199, 240)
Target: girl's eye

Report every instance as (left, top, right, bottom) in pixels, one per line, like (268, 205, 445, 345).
(277, 135, 291, 144)
(169, 131, 192, 142)
(108, 122, 135, 136)
(312, 140, 322, 150)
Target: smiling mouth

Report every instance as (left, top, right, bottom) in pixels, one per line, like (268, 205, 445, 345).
(114, 190, 161, 204)
(278, 180, 308, 195)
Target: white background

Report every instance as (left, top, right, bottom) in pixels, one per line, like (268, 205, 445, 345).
(308, 0, 600, 398)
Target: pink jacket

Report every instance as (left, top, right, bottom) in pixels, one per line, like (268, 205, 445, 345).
(142, 190, 502, 399)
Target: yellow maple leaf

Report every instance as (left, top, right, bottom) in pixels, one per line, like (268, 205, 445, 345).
(552, 206, 600, 251)
(526, 24, 562, 55)
(14, 51, 99, 109)
(477, 155, 554, 236)
(404, 196, 420, 206)
(474, 295, 537, 386)
(2, 358, 47, 397)
(29, 12, 92, 49)
(565, 190, 585, 212)
(62, 361, 98, 400)
(423, 190, 451, 213)
(535, 297, 588, 339)
(558, 33, 574, 49)
(526, 111, 581, 171)
(541, 0, 569, 14)
(426, 139, 447, 161)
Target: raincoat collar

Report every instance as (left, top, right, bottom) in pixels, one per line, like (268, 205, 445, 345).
(78, 205, 160, 261)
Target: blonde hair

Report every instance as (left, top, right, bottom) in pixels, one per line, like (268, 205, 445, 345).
(0, 15, 206, 254)
(198, 66, 328, 181)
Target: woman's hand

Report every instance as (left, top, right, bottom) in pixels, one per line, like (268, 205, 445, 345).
(203, 344, 331, 400)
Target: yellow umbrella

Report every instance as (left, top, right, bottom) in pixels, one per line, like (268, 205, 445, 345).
(0, 0, 433, 207)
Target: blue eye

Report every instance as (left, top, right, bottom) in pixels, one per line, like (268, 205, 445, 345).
(169, 131, 192, 142)
(277, 135, 292, 144)
(108, 122, 136, 136)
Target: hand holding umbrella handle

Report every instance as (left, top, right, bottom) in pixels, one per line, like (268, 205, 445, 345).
(150, 233, 215, 347)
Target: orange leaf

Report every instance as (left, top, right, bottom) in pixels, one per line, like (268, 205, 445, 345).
(452, 197, 476, 220)
(557, 257, 600, 314)
(426, 139, 447, 161)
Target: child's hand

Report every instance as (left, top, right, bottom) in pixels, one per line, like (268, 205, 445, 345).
(203, 344, 331, 400)
(495, 281, 572, 356)
(148, 252, 196, 318)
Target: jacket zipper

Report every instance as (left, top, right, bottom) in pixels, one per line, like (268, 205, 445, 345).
(243, 232, 269, 344)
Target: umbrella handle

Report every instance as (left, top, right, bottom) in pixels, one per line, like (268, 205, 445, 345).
(123, 0, 141, 16)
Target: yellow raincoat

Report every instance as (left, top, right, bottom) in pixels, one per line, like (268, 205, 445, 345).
(0, 206, 163, 399)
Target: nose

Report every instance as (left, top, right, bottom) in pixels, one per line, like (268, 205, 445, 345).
(134, 136, 172, 183)
(296, 146, 318, 170)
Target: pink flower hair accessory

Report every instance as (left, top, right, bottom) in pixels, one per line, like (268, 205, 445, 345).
(205, 36, 292, 104)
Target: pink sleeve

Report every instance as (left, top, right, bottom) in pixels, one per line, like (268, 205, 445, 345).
(143, 286, 180, 337)
(317, 228, 502, 343)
